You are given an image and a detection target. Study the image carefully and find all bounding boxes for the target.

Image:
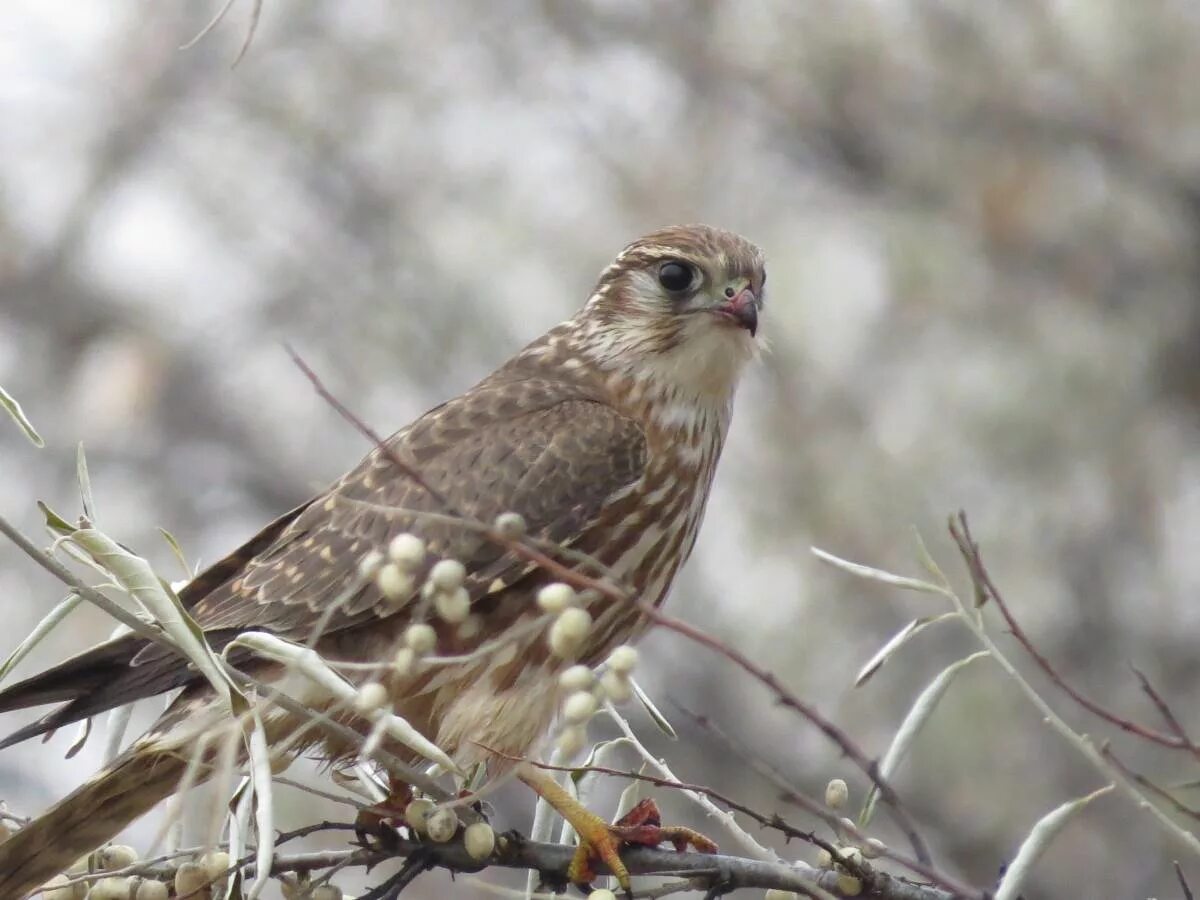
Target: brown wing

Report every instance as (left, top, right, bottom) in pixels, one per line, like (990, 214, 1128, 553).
(0, 376, 645, 745)
(183, 383, 645, 636)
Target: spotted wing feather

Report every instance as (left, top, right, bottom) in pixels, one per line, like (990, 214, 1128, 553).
(0, 378, 645, 743)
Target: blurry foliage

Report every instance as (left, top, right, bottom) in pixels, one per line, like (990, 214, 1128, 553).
(2, 1, 1199, 896)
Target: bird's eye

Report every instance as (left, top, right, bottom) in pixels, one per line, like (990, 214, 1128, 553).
(657, 261, 694, 293)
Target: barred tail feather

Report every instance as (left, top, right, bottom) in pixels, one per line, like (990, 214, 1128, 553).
(0, 747, 187, 898)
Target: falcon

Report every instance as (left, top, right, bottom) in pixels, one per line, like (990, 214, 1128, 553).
(0, 224, 766, 897)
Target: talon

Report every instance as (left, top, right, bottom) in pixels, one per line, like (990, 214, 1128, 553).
(519, 770, 718, 898)
(353, 774, 414, 850)
(354, 809, 401, 852)
(610, 800, 719, 855)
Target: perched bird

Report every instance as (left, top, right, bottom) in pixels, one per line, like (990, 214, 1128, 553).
(0, 224, 765, 897)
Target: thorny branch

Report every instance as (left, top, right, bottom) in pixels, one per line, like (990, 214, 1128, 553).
(80, 829, 964, 900)
(477, 747, 982, 900)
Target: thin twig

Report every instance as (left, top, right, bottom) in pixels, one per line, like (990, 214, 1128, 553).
(0, 511, 167, 647)
(949, 513, 1200, 859)
(1099, 745, 1200, 823)
(1130, 666, 1200, 763)
(1176, 861, 1194, 900)
(950, 512, 1185, 750)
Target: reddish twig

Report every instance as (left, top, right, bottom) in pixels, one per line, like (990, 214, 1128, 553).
(948, 512, 1186, 751)
(1098, 745, 1200, 824)
(286, 345, 459, 514)
(1130, 666, 1200, 764)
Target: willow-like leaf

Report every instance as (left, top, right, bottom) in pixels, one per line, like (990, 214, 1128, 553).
(861, 651, 989, 826)
(855, 613, 956, 687)
(631, 678, 677, 739)
(994, 786, 1113, 900)
(811, 546, 950, 596)
(0, 384, 44, 447)
(0, 591, 83, 683)
(159, 527, 195, 579)
(76, 443, 95, 523)
(70, 527, 246, 716)
(226, 631, 457, 773)
(246, 709, 275, 900)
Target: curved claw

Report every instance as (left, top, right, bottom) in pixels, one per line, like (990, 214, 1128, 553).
(520, 771, 719, 898)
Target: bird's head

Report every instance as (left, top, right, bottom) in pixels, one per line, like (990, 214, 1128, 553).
(576, 225, 766, 405)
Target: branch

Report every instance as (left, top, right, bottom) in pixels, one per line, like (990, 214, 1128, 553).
(118, 833, 964, 900)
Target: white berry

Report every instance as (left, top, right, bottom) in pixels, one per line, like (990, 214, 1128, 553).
(199, 850, 230, 880)
(548, 607, 592, 658)
(84, 878, 131, 900)
(435, 586, 471, 624)
(824, 778, 849, 810)
(404, 623, 437, 654)
(537, 582, 576, 615)
(837, 873, 864, 896)
(562, 690, 598, 724)
(600, 670, 633, 703)
(388, 533, 426, 568)
(174, 863, 209, 897)
(493, 512, 526, 538)
(376, 562, 414, 600)
(606, 645, 638, 674)
(393, 646, 417, 677)
(463, 821, 496, 860)
(405, 798, 436, 834)
(358, 549, 385, 579)
(425, 807, 459, 843)
(96, 844, 138, 870)
(429, 558, 466, 592)
(558, 664, 594, 693)
(135, 882, 170, 900)
(354, 681, 389, 713)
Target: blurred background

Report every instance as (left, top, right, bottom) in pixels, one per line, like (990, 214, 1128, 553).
(2, 1, 1199, 896)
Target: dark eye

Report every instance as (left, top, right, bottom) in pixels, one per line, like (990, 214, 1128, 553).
(657, 261, 694, 293)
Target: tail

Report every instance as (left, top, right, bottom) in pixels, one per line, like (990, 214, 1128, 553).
(0, 746, 187, 898)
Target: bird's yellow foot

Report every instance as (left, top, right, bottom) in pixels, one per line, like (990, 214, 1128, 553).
(520, 769, 718, 896)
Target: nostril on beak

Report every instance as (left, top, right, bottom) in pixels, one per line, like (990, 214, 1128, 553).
(725, 287, 759, 336)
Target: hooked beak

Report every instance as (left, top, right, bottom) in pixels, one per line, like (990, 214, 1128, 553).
(711, 287, 760, 337)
